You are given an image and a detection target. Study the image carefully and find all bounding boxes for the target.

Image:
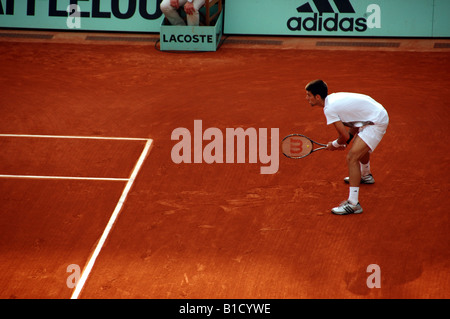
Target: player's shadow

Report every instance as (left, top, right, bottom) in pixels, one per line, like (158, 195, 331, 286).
(344, 256, 423, 296)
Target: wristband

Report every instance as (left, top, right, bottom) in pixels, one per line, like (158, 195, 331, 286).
(332, 139, 346, 148)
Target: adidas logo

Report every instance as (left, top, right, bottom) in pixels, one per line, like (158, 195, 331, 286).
(288, 0, 381, 33)
(297, 0, 356, 14)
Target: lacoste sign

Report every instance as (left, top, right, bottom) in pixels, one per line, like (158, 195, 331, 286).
(288, 0, 381, 33)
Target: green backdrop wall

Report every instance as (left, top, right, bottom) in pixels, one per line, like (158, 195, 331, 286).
(224, 0, 450, 37)
(0, 0, 449, 37)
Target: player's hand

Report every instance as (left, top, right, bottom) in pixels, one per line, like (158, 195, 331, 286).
(184, 2, 195, 15)
(326, 142, 346, 151)
(170, 0, 180, 9)
(326, 142, 335, 151)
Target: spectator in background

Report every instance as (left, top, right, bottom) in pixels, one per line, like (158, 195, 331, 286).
(160, 0, 205, 26)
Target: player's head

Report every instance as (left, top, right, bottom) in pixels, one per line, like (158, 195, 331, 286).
(305, 79, 328, 107)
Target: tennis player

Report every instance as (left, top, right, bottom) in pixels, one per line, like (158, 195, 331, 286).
(305, 79, 389, 215)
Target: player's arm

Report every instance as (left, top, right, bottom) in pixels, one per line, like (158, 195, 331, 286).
(327, 121, 350, 150)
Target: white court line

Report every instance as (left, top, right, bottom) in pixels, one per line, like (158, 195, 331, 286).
(0, 133, 151, 181)
(70, 138, 153, 299)
(0, 133, 153, 297)
(0, 174, 129, 181)
(0, 133, 149, 141)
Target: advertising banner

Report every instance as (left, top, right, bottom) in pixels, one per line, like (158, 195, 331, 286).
(224, 0, 448, 37)
(159, 11, 223, 51)
(433, 0, 450, 37)
(0, 0, 164, 32)
(1, 0, 449, 37)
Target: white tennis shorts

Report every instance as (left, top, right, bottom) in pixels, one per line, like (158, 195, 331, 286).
(358, 115, 389, 152)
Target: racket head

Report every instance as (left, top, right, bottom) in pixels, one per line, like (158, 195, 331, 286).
(281, 134, 314, 159)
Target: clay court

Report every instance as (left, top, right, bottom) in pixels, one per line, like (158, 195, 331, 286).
(0, 31, 449, 300)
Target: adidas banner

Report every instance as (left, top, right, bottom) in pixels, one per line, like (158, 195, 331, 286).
(224, 0, 450, 37)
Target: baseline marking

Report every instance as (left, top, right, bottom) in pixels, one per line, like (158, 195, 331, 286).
(0, 175, 129, 181)
(0, 133, 149, 141)
(0, 133, 153, 298)
(0, 134, 151, 181)
(70, 138, 153, 299)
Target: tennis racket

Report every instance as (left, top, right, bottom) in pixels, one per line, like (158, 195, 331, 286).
(281, 134, 327, 159)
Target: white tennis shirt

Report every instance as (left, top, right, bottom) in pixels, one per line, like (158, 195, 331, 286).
(324, 92, 389, 127)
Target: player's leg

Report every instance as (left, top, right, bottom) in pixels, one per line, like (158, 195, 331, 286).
(347, 136, 371, 188)
(358, 150, 375, 183)
(332, 123, 387, 215)
(332, 136, 370, 215)
(356, 122, 387, 183)
(360, 150, 370, 166)
(344, 128, 374, 184)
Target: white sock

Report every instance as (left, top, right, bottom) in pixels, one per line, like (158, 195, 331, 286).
(348, 187, 359, 205)
(360, 161, 371, 176)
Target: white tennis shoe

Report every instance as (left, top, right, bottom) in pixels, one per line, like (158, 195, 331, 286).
(344, 174, 375, 184)
(331, 200, 363, 215)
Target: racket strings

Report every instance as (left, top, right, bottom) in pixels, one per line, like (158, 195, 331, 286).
(282, 136, 313, 158)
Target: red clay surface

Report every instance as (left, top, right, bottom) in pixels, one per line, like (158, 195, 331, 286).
(0, 33, 449, 299)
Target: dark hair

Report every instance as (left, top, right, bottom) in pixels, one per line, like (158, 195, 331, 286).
(305, 79, 328, 99)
